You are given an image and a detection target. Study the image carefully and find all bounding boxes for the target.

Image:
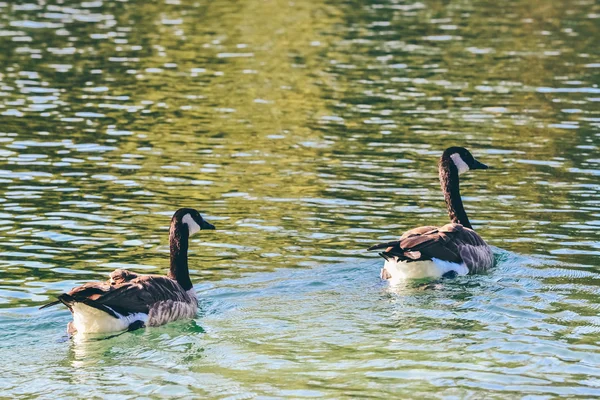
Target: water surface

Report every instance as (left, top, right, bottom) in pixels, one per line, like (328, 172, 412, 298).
(1, 0, 599, 397)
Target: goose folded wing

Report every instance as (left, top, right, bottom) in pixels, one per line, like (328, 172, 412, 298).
(91, 276, 191, 316)
(381, 224, 465, 263)
(67, 281, 113, 301)
(399, 224, 492, 271)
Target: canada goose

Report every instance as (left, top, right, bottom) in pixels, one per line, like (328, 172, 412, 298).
(368, 147, 494, 282)
(40, 208, 215, 334)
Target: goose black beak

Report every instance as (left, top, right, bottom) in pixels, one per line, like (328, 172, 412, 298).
(201, 220, 216, 230)
(472, 159, 489, 170)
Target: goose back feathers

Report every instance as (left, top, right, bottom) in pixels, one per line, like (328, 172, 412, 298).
(368, 223, 494, 278)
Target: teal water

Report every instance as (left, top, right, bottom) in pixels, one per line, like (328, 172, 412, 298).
(1, 0, 599, 398)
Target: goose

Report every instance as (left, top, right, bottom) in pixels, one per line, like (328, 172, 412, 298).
(368, 147, 494, 283)
(40, 208, 215, 334)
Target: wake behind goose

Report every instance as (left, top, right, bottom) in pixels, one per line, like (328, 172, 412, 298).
(40, 208, 215, 334)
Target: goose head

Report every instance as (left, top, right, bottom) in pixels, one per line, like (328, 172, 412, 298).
(442, 147, 489, 175)
(171, 208, 215, 236)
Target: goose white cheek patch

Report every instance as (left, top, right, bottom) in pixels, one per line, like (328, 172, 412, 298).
(450, 153, 470, 174)
(182, 213, 201, 236)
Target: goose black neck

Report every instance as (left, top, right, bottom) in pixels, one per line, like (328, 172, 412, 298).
(439, 157, 472, 229)
(168, 222, 193, 291)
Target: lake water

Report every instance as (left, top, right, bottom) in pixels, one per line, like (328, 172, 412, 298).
(1, 0, 599, 397)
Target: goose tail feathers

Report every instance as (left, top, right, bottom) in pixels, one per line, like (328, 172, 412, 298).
(39, 293, 78, 310)
(39, 293, 78, 312)
(39, 300, 61, 310)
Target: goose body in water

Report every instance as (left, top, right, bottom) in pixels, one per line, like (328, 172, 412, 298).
(40, 208, 215, 334)
(369, 147, 494, 283)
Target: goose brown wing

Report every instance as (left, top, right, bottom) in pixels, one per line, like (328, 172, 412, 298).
(368, 224, 461, 262)
(391, 224, 463, 264)
(370, 223, 493, 271)
(91, 275, 191, 315)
